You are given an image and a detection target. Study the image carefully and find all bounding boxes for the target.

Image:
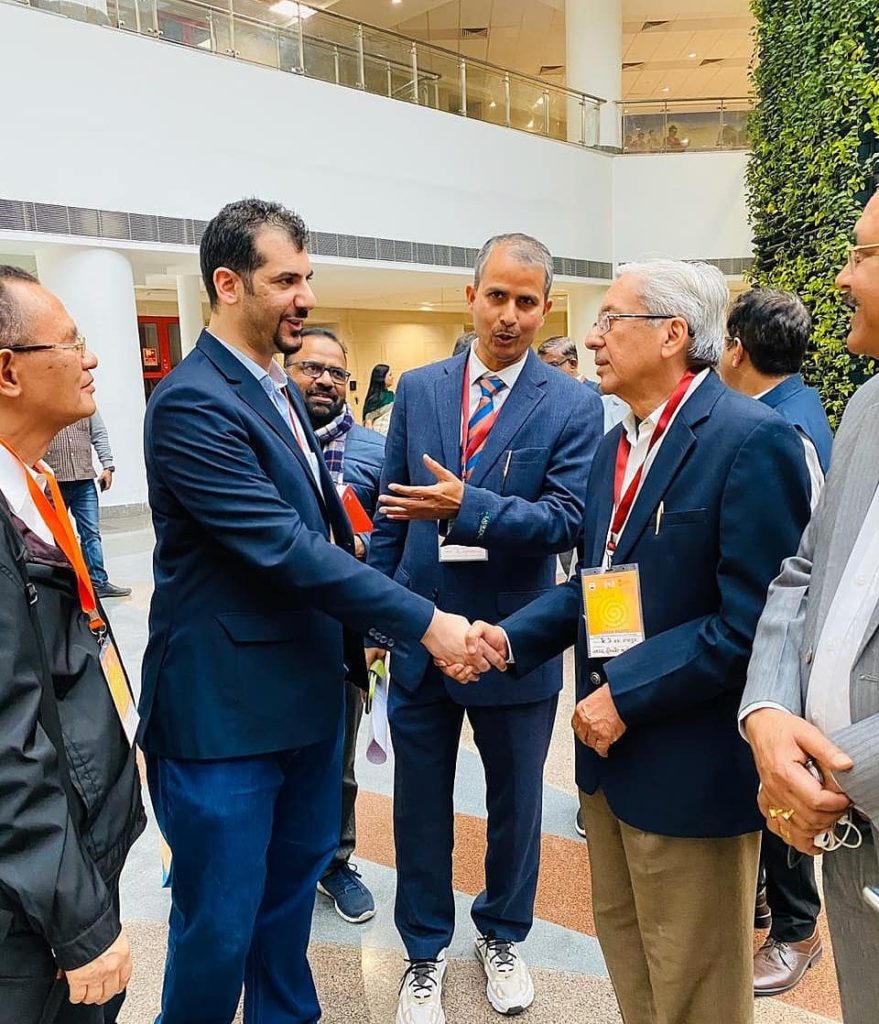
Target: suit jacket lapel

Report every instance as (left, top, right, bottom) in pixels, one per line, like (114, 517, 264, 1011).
(196, 332, 327, 512)
(468, 352, 547, 488)
(760, 374, 804, 409)
(610, 373, 720, 565)
(435, 355, 468, 473)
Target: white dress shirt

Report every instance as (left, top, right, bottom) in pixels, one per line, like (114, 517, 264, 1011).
(609, 369, 710, 555)
(0, 445, 58, 545)
(465, 342, 528, 421)
(211, 332, 322, 491)
(805, 483, 879, 735)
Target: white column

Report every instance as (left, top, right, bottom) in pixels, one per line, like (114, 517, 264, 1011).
(36, 246, 147, 510)
(176, 274, 205, 357)
(566, 0, 622, 148)
(565, 284, 606, 379)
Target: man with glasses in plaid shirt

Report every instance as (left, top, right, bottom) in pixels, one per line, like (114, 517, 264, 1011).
(285, 326, 386, 925)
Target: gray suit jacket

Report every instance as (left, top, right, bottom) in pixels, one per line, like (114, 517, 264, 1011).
(742, 375, 879, 828)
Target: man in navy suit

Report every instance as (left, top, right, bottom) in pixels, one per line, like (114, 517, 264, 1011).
(285, 326, 386, 925)
(368, 233, 603, 1023)
(720, 288, 833, 996)
(139, 199, 502, 1024)
(461, 260, 812, 1024)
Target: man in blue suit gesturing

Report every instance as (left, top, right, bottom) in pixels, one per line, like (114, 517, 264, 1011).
(139, 199, 503, 1024)
(458, 261, 813, 1024)
(368, 233, 603, 1024)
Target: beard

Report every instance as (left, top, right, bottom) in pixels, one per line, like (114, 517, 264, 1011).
(306, 391, 345, 426)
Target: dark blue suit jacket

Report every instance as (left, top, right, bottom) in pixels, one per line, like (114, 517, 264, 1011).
(501, 372, 812, 836)
(139, 331, 434, 759)
(343, 424, 385, 519)
(368, 348, 603, 706)
(760, 373, 833, 473)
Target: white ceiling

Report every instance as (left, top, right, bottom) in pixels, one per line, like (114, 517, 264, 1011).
(285, 0, 754, 100)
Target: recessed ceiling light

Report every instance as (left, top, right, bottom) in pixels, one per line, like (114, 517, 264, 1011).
(688, 52, 697, 58)
(489, 100, 496, 109)
(662, 86, 670, 93)
(270, 1, 315, 18)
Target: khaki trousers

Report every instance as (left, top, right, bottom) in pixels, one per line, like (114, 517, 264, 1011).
(580, 788, 760, 1024)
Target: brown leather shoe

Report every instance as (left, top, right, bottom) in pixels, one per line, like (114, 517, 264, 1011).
(753, 931, 823, 996)
(754, 885, 771, 929)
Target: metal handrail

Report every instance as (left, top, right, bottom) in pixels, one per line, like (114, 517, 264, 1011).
(620, 97, 755, 106)
(10, 0, 605, 146)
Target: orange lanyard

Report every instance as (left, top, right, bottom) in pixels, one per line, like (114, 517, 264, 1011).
(0, 439, 105, 631)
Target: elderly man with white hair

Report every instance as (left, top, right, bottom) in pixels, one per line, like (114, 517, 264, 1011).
(457, 259, 813, 1023)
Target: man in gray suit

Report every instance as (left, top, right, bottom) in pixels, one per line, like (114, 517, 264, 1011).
(741, 188, 879, 1023)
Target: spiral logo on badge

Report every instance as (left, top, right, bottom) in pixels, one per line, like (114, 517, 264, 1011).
(595, 587, 629, 629)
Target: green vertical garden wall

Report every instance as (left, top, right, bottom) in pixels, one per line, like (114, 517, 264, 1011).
(747, 0, 879, 425)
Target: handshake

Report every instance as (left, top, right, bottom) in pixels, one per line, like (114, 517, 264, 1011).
(422, 610, 510, 683)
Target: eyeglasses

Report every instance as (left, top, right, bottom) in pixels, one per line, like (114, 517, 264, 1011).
(593, 312, 693, 337)
(6, 331, 87, 355)
(847, 242, 879, 272)
(544, 356, 575, 368)
(287, 360, 351, 385)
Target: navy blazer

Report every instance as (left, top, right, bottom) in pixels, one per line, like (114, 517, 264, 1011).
(342, 422, 385, 556)
(760, 373, 833, 473)
(139, 331, 434, 760)
(501, 372, 812, 837)
(368, 348, 603, 706)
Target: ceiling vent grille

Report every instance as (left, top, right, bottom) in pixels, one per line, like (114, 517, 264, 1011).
(622, 62, 644, 70)
(539, 64, 564, 75)
(461, 26, 488, 39)
(700, 58, 724, 66)
(642, 20, 669, 31)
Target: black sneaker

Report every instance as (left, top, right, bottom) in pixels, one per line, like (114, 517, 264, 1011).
(575, 808, 587, 838)
(95, 582, 132, 598)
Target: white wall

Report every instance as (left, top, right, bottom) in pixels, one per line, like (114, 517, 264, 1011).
(612, 151, 753, 263)
(0, 3, 614, 261)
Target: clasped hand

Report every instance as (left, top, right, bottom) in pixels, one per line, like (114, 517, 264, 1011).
(430, 618, 510, 683)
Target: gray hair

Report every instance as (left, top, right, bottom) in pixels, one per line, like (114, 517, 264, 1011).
(537, 336, 578, 361)
(452, 330, 478, 357)
(617, 259, 728, 367)
(473, 233, 554, 301)
(0, 265, 39, 348)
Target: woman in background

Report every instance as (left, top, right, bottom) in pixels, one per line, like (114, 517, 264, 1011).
(362, 363, 395, 436)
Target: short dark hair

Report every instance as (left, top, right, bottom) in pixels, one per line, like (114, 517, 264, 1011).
(200, 198, 309, 310)
(537, 336, 578, 362)
(726, 289, 811, 376)
(286, 326, 348, 364)
(452, 330, 477, 357)
(0, 265, 39, 348)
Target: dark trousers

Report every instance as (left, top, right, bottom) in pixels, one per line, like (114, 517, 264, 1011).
(146, 724, 343, 1024)
(762, 825, 821, 943)
(58, 480, 108, 587)
(0, 889, 124, 1024)
(323, 681, 363, 875)
(388, 667, 557, 959)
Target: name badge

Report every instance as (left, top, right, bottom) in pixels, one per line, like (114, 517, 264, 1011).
(438, 536, 489, 562)
(98, 634, 139, 745)
(581, 564, 645, 658)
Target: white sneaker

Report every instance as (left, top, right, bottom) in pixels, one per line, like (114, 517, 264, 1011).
(396, 949, 447, 1024)
(475, 935, 534, 1015)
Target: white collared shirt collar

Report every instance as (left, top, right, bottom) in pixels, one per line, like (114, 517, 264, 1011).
(467, 342, 529, 393)
(209, 330, 289, 394)
(0, 445, 55, 544)
(621, 367, 710, 448)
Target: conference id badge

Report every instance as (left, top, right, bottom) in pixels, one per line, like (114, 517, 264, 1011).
(581, 564, 645, 659)
(438, 535, 488, 562)
(98, 633, 139, 745)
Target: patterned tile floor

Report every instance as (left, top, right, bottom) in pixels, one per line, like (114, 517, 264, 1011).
(101, 519, 841, 1023)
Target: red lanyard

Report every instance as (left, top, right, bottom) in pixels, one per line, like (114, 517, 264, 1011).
(0, 439, 105, 631)
(607, 370, 696, 556)
(284, 394, 308, 452)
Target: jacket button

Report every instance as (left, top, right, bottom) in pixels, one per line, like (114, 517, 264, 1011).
(387, 639, 396, 649)
(589, 672, 602, 686)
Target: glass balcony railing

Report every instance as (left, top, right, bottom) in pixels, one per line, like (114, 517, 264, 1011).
(620, 98, 753, 153)
(10, 0, 605, 148)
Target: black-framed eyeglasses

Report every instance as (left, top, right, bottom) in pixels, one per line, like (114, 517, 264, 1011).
(287, 360, 351, 385)
(544, 356, 575, 368)
(593, 312, 693, 337)
(6, 330, 88, 355)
